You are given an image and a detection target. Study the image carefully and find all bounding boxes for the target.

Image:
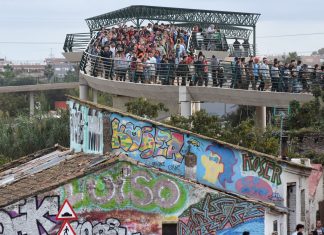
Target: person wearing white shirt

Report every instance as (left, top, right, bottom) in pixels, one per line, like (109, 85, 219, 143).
(148, 52, 157, 83)
(292, 224, 304, 235)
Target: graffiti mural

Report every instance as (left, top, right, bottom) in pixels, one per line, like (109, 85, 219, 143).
(86, 109, 103, 154)
(0, 196, 59, 234)
(71, 218, 141, 235)
(69, 210, 161, 235)
(69, 101, 86, 152)
(68, 101, 103, 154)
(242, 154, 282, 185)
(68, 102, 285, 204)
(59, 162, 187, 215)
(178, 193, 264, 235)
(195, 142, 283, 203)
(110, 115, 185, 175)
(0, 162, 184, 234)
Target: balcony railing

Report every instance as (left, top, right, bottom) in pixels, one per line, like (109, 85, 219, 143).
(80, 51, 324, 93)
(63, 33, 91, 53)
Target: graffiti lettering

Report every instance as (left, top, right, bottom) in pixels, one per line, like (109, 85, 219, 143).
(168, 164, 180, 171)
(178, 193, 264, 235)
(111, 118, 184, 163)
(0, 196, 59, 235)
(243, 154, 282, 185)
(87, 110, 103, 153)
(268, 192, 284, 202)
(70, 104, 84, 146)
(66, 164, 185, 213)
(71, 218, 141, 235)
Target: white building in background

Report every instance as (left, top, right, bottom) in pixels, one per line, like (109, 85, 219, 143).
(44, 58, 75, 79)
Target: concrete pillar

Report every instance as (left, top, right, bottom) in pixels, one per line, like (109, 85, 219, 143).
(255, 106, 266, 131)
(192, 102, 201, 114)
(79, 76, 89, 101)
(93, 89, 98, 104)
(29, 92, 35, 116)
(79, 84, 89, 100)
(179, 87, 192, 117)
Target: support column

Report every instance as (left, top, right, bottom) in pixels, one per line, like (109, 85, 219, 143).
(93, 89, 98, 104)
(253, 25, 256, 57)
(192, 102, 201, 114)
(255, 106, 266, 132)
(79, 76, 89, 101)
(29, 92, 35, 116)
(79, 84, 89, 100)
(179, 87, 192, 117)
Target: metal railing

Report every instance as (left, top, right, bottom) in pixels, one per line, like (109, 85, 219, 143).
(80, 52, 324, 93)
(63, 33, 91, 53)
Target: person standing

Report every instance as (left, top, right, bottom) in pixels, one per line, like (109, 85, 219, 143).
(211, 55, 219, 86)
(292, 224, 304, 235)
(100, 45, 113, 80)
(271, 62, 280, 92)
(253, 57, 260, 90)
(259, 58, 271, 91)
(312, 220, 324, 235)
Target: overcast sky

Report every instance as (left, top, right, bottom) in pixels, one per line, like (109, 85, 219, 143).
(1, 0, 324, 62)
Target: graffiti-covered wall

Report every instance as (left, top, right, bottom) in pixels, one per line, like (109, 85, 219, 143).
(0, 162, 265, 235)
(69, 101, 103, 154)
(68, 100, 284, 205)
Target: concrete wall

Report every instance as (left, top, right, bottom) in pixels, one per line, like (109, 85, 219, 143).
(69, 99, 285, 204)
(0, 161, 265, 235)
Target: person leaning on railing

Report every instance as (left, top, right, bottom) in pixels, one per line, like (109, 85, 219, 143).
(100, 45, 113, 80)
(114, 51, 128, 82)
(176, 55, 189, 86)
(210, 55, 219, 86)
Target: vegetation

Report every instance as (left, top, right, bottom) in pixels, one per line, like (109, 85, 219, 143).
(125, 97, 169, 119)
(166, 110, 280, 156)
(282, 51, 301, 63)
(0, 111, 69, 162)
(286, 87, 324, 163)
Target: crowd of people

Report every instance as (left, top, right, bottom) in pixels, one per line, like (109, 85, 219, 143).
(81, 23, 324, 92)
(290, 221, 324, 235)
(231, 56, 324, 92)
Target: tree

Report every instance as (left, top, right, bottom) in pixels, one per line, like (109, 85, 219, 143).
(44, 64, 54, 80)
(125, 97, 169, 119)
(167, 110, 222, 138)
(0, 64, 15, 86)
(64, 69, 78, 82)
(287, 89, 324, 131)
(318, 48, 324, 55)
(166, 110, 280, 156)
(0, 93, 29, 117)
(0, 110, 69, 162)
(282, 52, 301, 63)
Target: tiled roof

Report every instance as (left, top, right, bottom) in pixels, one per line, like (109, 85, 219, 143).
(0, 148, 115, 208)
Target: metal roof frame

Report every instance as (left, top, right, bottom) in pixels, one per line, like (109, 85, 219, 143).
(85, 5, 260, 55)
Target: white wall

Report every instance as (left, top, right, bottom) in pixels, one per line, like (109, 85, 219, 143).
(265, 211, 285, 235)
(280, 167, 310, 235)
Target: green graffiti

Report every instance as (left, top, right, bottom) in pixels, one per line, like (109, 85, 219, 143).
(61, 162, 188, 215)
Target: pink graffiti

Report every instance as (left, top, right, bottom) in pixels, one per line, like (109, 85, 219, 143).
(235, 176, 273, 201)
